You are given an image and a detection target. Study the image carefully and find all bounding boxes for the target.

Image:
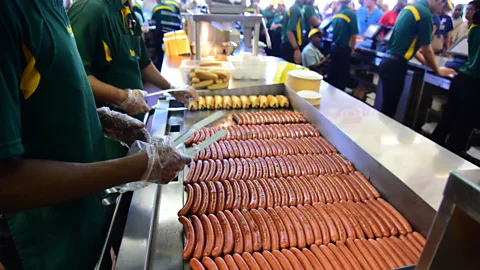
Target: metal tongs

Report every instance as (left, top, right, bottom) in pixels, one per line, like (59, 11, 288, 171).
(146, 88, 189, 98)
(173, 111, 225, 148)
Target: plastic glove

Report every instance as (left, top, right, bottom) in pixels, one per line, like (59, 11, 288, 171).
(170, 84, 199, 104)
(131, 137, 192, 184)
(97, 107, 150, 146)
(117, 89, 150, 115)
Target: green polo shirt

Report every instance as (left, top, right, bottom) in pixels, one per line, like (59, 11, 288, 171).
(282, 1, 304, 46)
(387, 0, 433, 60)
(331, 5, 358, 47)
(1, 0, 109, 269)
(262, 8, 277, 29)
(69, 0, 151, 92)
(272, 11, 285, 36)
(152, 2, 182, 35)
(460, 24, 480, 78)
(303, 3, 318, 33)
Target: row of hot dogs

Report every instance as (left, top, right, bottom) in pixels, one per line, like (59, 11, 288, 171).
(193, 137, 338, 162)
(181, 203, 424, 269)
(189, 237, 425, 270)
(179, 173, 381, 217)
(185, 155, 355, 184)
(232, 111, 307, 125)
(184, 124, 320, 146)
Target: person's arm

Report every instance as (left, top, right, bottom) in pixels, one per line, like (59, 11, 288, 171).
(141, 62, 172, 90)
(0, 154, 147, 213)
(420, 45, 456, 77)
(414, 51, 426, 65)
(287, 31, 300, 50)
(88, 75, 128, 105)
(349, 34, 357, 52)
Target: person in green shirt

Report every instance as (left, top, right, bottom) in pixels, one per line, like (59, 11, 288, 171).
(131, 0, 145, 21)
(0, 1, 191, 269)
(68, 0, 196, 159)
(281, 0, 306, 64)
(326, 0, 358, 90)
(374, 0, 456, 118)
(262, 0, 277, 28)
(432, 1, 480, 153)
(151, 0, 183, 70)
(270, 1, 286, 57)
(303, 0, 321, 39)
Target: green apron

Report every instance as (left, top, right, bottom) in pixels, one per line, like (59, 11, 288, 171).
(3, 0, 111, 269)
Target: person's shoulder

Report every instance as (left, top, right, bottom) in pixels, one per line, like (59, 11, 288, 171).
(69, 0, 108, 16)
(374, 8, 383, 16)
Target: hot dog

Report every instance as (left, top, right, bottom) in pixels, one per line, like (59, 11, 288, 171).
(215, 182, 225, 213)
(200, 214, 215, 257)
(246, 180, 258, 209)
(259, 179, 274, 208)
(241, 209, 262, 252)
(233, 158, 243, 180)
(342, 202, 374, 239)
(383, 237, 414, 266)
(297, 205, 322, 246)
(309, 244, 335, 270)
(179, 216, 195, 260)
(266, 180, 281, 208)
(366, 199, 398, 236)
(222, 180, 234, 210)
(319, 244, 343, 270)
(252, 252, 273, 270)
(233, 209, 253, 253)
(306, 175, 326, 204)
(274, 179, 288, 207)
(253, 180, 267, 209)
(390, 236, 417, 264)
(262, 251, 283, 270)
(178, 185, 194, 216)
(190, 258, 206, 270)
(406, 233, 423, 254)
(353, 239, 381, 270)
(350, 202, 383, 238)
(198, 182, 210, 215)
(292, 176, 311, 205)
(214, 257, 229, 270)
(230, 180, 241, 210)
(304, 204, 330, 245)
(242, 252, 261, 270)
(267, 207, 290, 249)
(227, 159, 236, 180)
(198, 160, 210, 182)
(399, 235, 421, 259)
(232, 253, 249, 270)
(377, 198, 412, 235)
(301, 248, 325, 270)
(224, 210, 244, 254)
(280, 178, 297, 206)
(191, 215, 205, 260)
(212, 160, 223, 182)
(281, 249, 304, 270)
(345, 239, 370, 270)
(312, 203, 339, 243)
(208, 214, 224, 258)
(282, 206, 306, 249)
(223, 255, 238, 270)
(327, 243, 354, 270)
(216, 211, 233, 255)
(191, 183, 202, 214)
(251, 209, 271, 251)
(207, 182, 217, 214)
(290, 206, 315, 246)
(274, 206, 297, 248)
(272, 250, 294, 270)
(258, 208, 280, 250)
(328, 203, 356, 240)
(238, 180, 250, 209)
(336, 241, 362, 270)
(291, 247, 314, 270)
(376, 237, 404, 267)
(361, 238, 390, 269)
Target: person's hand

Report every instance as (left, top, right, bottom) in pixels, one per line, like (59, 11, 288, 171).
(437, 67, 457, 78)
(118, 89, 150, 115)
(294, 49, 302, 64)
(170, 85, 199, 104)
(128, 138, 192, 184)
(97, 107, 150, 146)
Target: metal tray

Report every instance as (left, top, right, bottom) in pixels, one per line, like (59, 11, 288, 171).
(116, 84, 435, 270)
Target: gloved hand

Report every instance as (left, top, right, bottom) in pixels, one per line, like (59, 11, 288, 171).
(97, 107, 150, 146)
(117, 89, 150, 115)
(169, 84, 199, 104)
(128, 137, 192, 185)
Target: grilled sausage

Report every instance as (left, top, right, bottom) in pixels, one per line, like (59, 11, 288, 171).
(208, 214, 224, 257)
(224, 210, 244, 254)
(251, 209, 272, 251)
(178, 185, 194, 216)
(191, 215, 205, 260)
(217, 211, 234, 255)
(258, 208, 280, 250)
(252, 252, 274, 270)
(233, 209, 253, 253)
(191, 183, 202, 214)
(190, 258, 206, 270)
(207, 182, 218, 214)
(274, 206, 297, 248)
(241, 209, 262, 252)
(198, 182, 210, 215)
(179, 216, 195, 260)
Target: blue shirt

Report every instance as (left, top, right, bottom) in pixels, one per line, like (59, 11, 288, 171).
(356, 7, 383, 35)
(437, 13, 453, 39)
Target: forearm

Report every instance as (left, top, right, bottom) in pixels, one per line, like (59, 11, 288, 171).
(88, 75, 127, 105)
(349, 35, 357, 51)
(141, 62, 171, 90)
(309, 16, 321, 28)
(414, 51, 426, 65)
(446, 33, 452, 49)
(420, 45, 440, 74)
(287, 31, 299, 49)
(0, 154, 147, 213)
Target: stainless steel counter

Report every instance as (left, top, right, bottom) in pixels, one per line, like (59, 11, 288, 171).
(115, 55, 477, 270)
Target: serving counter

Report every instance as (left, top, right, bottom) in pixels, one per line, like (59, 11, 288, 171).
(114, 56, 477, 270)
